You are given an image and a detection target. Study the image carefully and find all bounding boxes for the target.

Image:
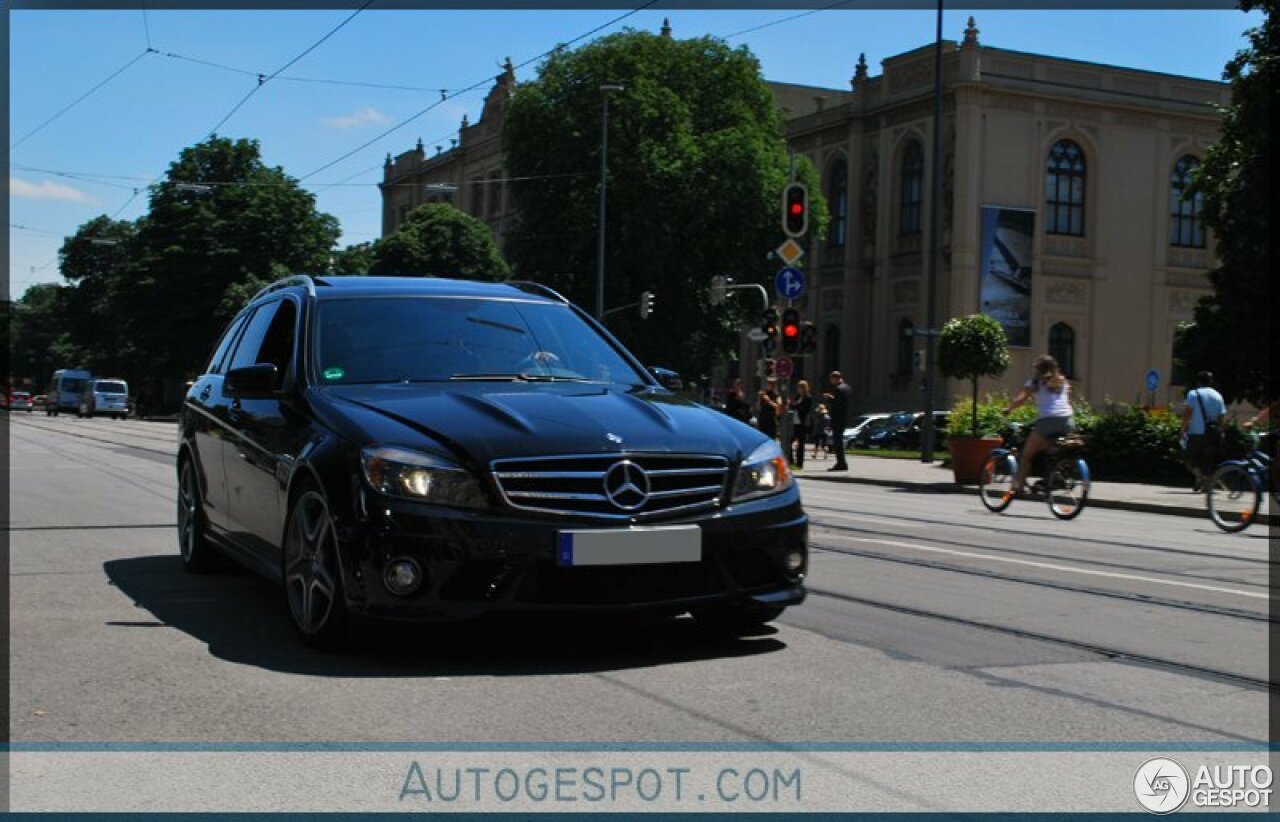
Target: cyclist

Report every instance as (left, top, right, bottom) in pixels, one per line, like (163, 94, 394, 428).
(1003, 354, 1075, 495)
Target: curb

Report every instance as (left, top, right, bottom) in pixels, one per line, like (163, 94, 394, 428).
(798, 471, 1274, 525)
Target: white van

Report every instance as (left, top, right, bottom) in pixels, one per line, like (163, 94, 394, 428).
(79, 378, 130, 419)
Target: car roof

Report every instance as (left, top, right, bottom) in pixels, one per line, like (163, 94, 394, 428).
(257, 275, 568, 305)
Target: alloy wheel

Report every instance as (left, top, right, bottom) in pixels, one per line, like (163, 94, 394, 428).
(284, 491, 343, 637)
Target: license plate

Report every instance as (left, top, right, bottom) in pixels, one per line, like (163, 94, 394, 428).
(556, 526, 701, 567)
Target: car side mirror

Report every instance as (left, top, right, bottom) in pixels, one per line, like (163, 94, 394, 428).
(648, 366, 683, 391)
(225, 363, 280, 399)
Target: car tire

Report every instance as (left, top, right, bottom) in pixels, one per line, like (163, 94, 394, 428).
(282, 486, 351, 649)
(177, 458, 220, 573)
(690, 604, 785, 636)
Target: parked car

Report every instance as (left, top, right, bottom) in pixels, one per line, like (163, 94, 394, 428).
(78, 378, 130, 419)
(177, 275, 808, 647)
(5, 390, 34, 412)
(842, 412, 896, 450)
(863, 411, 951, 450)
(32, 394, 48, 410)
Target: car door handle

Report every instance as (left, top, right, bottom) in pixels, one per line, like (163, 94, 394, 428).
(228, 400, 242, 423)
(199, 385, 212, 402)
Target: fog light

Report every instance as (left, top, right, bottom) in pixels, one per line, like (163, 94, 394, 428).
(784, 550, 805, 573)
(384, 557, 423, 596)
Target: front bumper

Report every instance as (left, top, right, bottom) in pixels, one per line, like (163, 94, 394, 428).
(337, 490, 808, 621)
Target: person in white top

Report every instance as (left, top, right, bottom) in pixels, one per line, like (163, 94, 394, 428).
(1004, 354, 1075, 494)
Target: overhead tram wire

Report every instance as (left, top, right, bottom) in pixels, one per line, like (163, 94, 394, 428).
(203, 0, 375, 140)
(722, 0, 859, 40)
(8, 48, 156, 153)
(300, 0, 659, 183)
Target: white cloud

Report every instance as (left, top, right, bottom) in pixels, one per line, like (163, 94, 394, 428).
(10, 177, 96, 204)
(322, 107, 392, 129)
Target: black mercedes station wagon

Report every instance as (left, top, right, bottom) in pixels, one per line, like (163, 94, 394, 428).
(177, 275, 807, 646)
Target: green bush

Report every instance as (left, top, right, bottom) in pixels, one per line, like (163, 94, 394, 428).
(937, 315, 1010, 437)
(945, 393, 1034, 438)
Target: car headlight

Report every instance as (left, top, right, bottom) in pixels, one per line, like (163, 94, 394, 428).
(731, 440, 793, 502)
(360, 446, 488, 509)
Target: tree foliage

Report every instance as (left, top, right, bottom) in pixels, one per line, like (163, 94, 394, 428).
(503, 30, 827, 380)
(369, 203, 509, 279)
(1175, 1, 1275, 404)
(330, 241, 377, 275)
(937, 314, 1010, 436)
(127, 137, 340, 380)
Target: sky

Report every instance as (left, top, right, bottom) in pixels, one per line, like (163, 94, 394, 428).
(6, 6, 1262, 301)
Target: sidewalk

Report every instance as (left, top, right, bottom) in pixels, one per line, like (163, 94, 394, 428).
(790, 447, 1272, 523)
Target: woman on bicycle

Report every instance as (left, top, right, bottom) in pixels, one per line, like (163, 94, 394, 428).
(1004, 354, 1074, 495)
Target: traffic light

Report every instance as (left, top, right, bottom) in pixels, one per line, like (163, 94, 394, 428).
(781, 307, 800, 354)
(639, 290, 656, 319)
(761, 308, 779, 352)
(799, 322, 818, 355)
(781, 183, 808, 238)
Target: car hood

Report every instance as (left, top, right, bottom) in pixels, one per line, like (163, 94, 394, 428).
(314, 382, 765, 465)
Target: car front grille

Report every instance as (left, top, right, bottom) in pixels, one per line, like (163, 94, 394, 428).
(490, 453, 730, 521)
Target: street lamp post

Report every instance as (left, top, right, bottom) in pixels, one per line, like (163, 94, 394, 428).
(596, 83, 624, 320)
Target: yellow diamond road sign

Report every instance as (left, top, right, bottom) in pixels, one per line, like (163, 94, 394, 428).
(776, 239, 804, 267)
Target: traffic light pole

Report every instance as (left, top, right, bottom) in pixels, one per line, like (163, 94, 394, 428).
(921, 0, 944, 463)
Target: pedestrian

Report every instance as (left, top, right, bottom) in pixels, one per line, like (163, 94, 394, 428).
(788, 379, 815, 468)
(723, 377, 752, 424)
(812, 403, 832, 458)
(1004, 354, 1075, 495)
(1180, 370, 1227, 492)
(823, 371, 853, 471)
(757, 378, 782, 441)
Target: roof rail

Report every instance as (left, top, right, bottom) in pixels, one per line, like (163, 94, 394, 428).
(508, 280, 569, 303)
(251, 274, 316, 302)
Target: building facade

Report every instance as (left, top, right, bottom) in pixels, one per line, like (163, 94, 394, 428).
(379, 20, 1226, 412)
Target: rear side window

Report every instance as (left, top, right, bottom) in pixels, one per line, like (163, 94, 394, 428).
(94, 381, 128, 394)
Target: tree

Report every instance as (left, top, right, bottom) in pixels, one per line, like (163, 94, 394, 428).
(369, 203, 509, 279)
(330, 241, 377, 275)
(127, 136, 340, 382)
(938, 314, 1010, 437)
(8, 284, 72, 390)
(1174, 1, 1275, 404)
(55, 216, 139, 376)
(503, 30, 827, 379)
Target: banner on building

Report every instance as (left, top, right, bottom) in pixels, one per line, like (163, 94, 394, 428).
(978, 206, 1035, 348)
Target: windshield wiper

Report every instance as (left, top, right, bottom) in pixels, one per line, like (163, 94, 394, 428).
(449, 373, 594, 383)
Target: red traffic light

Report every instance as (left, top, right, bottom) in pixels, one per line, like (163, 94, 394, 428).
(783, 323, 799, 338)
(780, 307, 801, 353)
(782, 183, 808, 238)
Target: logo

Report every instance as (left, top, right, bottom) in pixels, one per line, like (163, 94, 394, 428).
(603, 460, 650, 511)
(1135, 757, 1190, 814)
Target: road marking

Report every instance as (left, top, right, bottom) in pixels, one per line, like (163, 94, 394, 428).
(823, 533, 1269, 600)
(815, 512, 925, 528)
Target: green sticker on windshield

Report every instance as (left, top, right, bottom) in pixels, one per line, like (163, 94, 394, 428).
(323, 367, 345, 381)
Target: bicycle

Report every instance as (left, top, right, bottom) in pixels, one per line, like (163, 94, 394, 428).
(1206, 433, 1274, 533)
(978, 422, 1092, 519)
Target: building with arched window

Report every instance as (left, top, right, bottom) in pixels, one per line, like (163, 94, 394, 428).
(380, 20, 1225, 410)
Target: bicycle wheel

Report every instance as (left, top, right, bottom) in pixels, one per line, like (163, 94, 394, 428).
(1207, 463, 1260, 533)
(979, 452, 1017, 512)
(1046, 457, 1090, 520)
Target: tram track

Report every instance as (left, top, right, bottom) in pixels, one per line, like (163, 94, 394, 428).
(807, 585, 1275, 692)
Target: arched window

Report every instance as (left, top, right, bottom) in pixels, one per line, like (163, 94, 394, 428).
(897, 319, 915, 375)
(1046, 140, 1086, 236)
(823, 325, 840, 379)
(1170, 155, 1205, 248)
(1048, 322, 1076, 379)
(827, 159, 848, 248)
(899, 141, 923, 235)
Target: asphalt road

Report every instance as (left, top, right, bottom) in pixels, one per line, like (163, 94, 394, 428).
(7, 412, 1270, 745)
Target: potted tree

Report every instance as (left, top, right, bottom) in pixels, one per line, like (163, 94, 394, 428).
(937, 314, 1010, 484)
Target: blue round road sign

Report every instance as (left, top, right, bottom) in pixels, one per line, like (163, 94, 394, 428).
(1145, 369, 1160, 392)
(775, 267, 805, 300)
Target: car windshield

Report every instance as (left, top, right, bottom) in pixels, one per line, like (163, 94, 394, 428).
(313, 296, 649, 386)
(95, 381, 127, 394)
